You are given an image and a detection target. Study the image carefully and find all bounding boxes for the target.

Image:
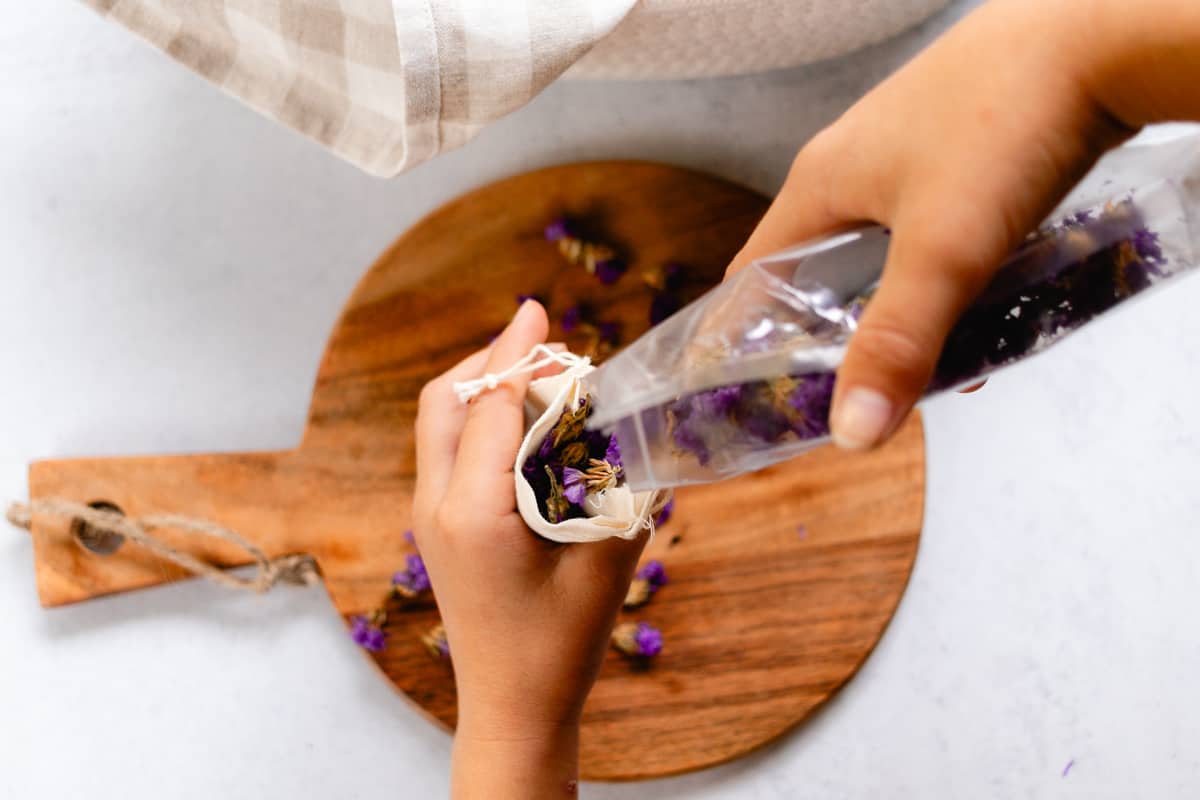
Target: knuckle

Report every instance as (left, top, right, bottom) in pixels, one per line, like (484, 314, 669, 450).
(849, 319, 937, 391)
(433, 503, 472, 539)
(418, 378, 443, 411)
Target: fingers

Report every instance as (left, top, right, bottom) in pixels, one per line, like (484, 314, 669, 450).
(830, 224, 1004, 449)
(449, 300, 550, 517)
(415, 346, 495, 520)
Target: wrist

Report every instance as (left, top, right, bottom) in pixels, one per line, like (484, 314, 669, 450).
(452, 717, 580, 799)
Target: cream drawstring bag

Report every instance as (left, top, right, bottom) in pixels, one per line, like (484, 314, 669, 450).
(454, 346, 668, 544)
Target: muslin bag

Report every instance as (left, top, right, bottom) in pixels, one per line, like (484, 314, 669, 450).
(506, 357, 668, 544)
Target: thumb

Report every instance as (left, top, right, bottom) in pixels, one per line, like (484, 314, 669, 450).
(830, 225, 1005, 450)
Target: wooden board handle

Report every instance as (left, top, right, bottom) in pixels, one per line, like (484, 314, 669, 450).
(25, 450, 308, 607)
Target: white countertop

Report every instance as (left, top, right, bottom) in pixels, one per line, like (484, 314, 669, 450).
(3, 3, 1199, 798)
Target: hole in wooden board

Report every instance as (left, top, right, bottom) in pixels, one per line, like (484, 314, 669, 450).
(71, 501, 126, 555)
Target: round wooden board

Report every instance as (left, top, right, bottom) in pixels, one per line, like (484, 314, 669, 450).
(26, 162, 924, 781)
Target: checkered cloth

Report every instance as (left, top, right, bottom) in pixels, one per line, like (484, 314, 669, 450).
(82, 0, 636, 177)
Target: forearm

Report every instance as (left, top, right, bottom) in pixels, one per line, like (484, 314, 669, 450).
(1080, 0, 1200, 126)
(451, 719, 580, 799)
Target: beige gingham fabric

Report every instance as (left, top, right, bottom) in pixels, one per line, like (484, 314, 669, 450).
(82, 0, 636, 177)
(82, 0, 949, 177)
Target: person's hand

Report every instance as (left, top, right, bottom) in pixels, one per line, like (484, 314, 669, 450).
(413, 300, 648, 798)
(728, 0, 1200, 450)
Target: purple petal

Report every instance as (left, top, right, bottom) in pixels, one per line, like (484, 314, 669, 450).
(544, 217, 571, 242)
(633, 622, 663, 658)
(350, 616, 386, 652)
(636, 559, 667, 589)
(595, 258, 627, 285)
(393, 553, 431, 594)
(649, 291, 683, 326)
(661, 262, 687, 292)
(1133, 227, 1167, 271)
(562, 466, 588, 505)
(605, 435, 622, 468)
(561, 305, 582, 333)
(693, 385, 741, 418)
(597, 320, 621, 346)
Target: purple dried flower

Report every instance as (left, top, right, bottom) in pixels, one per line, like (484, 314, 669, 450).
(595, 258, 627, 285)
(634, 623, 663, 657)
(1061, 759, 1075, 778)
(403, 529, 415, 544)
(1132, 227, 1166, 270)
(422, 623, 450, 661)
(392, 553, 431, 598)
(562, 466, 588, 505)
(612, 621, 663, 659)
(1063, 209, 1094, 228)
(516, 293, 543, 306)
(605, 434, 621, 468)
(649, 291, 683, 326)
(597, 320, 621, 346)
(636, 559, 668, 589)
(653, 497, 674, 527)
(561, 305, 583, 332)
(544, 217, 571, 242)
(694, 384, 742, 418)
(786, 373, 835, 439)
(350, 613, 386, 652)
(670, 412, 712, 466)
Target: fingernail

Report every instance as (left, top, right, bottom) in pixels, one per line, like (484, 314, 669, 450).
(831, 388, 893, 450)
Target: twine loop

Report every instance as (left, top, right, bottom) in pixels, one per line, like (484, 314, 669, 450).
(6, 498, 320, 593)
(452, 345, 590, 403)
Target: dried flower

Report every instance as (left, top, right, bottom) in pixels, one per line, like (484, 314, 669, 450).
(403, 529, 415, 544)
(544, 465, 573, 523)
(637, 559, 668, 589)
(653, 498, 674, 527)
(545, 216, 626, 284)
(595, 258, 627, 285)
(544, 218, 572, 242)
(516, 293, 543, 306)
(643, 262, 686, 293)
(562, 466, 589, 505)
(561, 305, 583, 332)
(523, 400, 629, 524)
(350, 610, 387, 652)
(582, 458, 621, 493)
(392, 553, 431, 599)
(422, 623, 450, 660)
(612, 621, 663, 659)
(650, 292, 683, 326)
(604, 435, 621, 468)
(624, 580, 653, 608)
(625, 559, 668, 608)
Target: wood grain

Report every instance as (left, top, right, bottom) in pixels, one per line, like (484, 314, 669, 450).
(24, 161, 924, 781)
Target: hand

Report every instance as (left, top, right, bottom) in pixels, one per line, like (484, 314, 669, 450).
(413, 300, 648, 798)
(728, 0, 1200, 450)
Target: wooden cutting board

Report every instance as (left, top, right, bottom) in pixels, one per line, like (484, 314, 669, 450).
(22, 162, 924, 781)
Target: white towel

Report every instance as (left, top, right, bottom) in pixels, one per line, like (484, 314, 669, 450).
(80, 0, 947, 177)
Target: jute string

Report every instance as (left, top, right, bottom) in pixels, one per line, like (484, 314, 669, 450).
(6, 498, 320, 593)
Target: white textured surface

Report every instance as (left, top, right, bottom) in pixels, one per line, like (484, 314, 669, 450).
(571, 0, 950, 79)
(3, 2, 1200, 798)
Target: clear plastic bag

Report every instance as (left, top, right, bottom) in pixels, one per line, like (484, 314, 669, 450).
(585, 132, 1200, 492)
